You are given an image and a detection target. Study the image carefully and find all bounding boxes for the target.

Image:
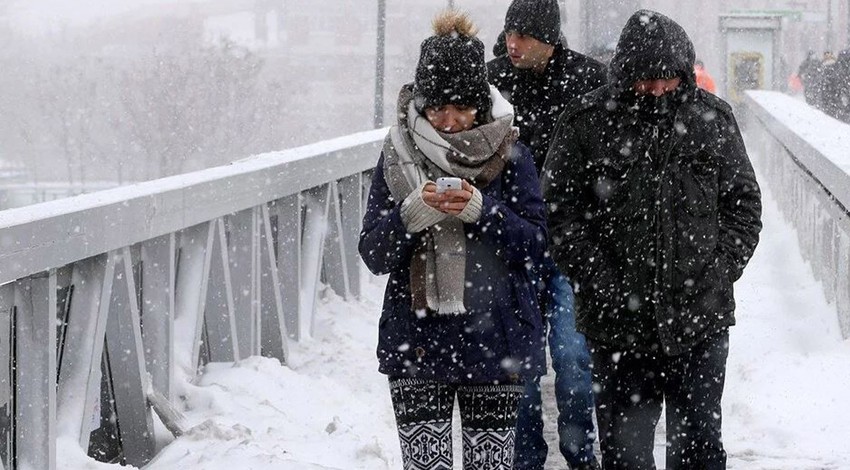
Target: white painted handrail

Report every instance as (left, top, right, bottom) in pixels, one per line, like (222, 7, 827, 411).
(744, 91, 850, 338)
(0, 128, 386, 469)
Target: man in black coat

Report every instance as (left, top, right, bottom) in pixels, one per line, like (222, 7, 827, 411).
(487, 1, 607, 469)
(488, 0, 607, 172)
(820, 48, 850, 123)
(542, 10, 762, 469)
(798, 50, 823, 106)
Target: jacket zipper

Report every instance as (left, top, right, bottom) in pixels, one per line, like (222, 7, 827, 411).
(652, 120, 686, 339)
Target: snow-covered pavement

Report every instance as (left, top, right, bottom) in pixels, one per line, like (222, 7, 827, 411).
(60, 179, 850, 470)
(722, 189, 850, 468)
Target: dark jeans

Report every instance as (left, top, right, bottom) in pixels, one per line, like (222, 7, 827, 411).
(514, 263, 597, 469)
(590, 329, 730, 470)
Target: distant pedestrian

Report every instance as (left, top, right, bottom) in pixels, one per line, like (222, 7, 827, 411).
(798, 50, 822, 105)
(543, 10, 762, 469)
(820, 48, 850, 123)
(694, 59, 717, 94)
(359, 9, 548, 469)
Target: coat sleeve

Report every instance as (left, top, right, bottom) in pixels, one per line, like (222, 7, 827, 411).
(541, 115, 614, 290)
(715, 111, 763, 282)
(358, 154, 422, 276)
(588, 61, 608, 92)
(466, 144, 548, 270)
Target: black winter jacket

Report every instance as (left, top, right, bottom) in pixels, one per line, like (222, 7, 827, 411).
(541, 11, 762, 355)
(488, 42, 607, 172)
(820, 49, 850, 123)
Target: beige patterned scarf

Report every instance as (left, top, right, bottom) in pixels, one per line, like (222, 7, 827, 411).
(382, 84, 518, 314)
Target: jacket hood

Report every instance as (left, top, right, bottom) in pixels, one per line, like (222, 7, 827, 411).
(609, 10, 696, 89)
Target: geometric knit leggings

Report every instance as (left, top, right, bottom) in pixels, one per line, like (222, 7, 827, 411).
(389, 378, 525, 470)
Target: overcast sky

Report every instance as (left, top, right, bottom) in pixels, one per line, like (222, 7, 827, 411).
(6, 0, 207, 35)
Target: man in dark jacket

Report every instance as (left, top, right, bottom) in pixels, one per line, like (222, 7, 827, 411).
(820, 48, 850, 123)
(798, 50, 823, 106)
(542, 10, 762, 469)
(488, 1, 607, 469)
(488, 0, 607, 172)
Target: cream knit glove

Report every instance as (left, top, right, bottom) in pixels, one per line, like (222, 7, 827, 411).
(456, 187, 483, 223)
(400, 181, 447, 233)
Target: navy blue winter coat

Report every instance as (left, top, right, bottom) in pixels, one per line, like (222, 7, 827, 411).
(359, 142, 548, 384)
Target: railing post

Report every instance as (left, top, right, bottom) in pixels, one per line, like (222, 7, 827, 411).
(323, 182, 351, 300)
(206, 218, 240, 363)
(273, 194, 302, 341)
(227, 209, 260, 359)
(301, 185, 331, 339)
(259, 204, 290, 363)
(56, 254, 113, 453)
(838, 226, 850, 337)
(141, 234, 176, 401)
(338, 174, 364, 299)
(0, 284, 14, 470)
(104, 248, 155, 465)
(14, 272, 57, 470)
(174, 223, 214, 379)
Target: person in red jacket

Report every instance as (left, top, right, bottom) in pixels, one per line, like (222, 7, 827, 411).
(695, 59, 717, 94)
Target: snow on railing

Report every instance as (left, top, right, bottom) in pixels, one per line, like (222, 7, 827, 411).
(0, 182, 126, 210)
(744, 91, 850, 339)
(0, 128, 386, 469)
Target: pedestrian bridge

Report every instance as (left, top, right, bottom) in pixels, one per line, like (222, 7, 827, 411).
(0, 91, 847, 469)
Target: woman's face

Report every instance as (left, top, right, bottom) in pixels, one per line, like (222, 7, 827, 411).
(424, 104, 478, 133)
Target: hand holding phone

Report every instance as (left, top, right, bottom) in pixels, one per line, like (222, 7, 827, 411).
(423, 177, 473, 216)
(435, 177, 462, 194)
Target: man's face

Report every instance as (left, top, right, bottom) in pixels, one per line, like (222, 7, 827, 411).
(505, 31, 554, 70)
(633, 77, 682, 97)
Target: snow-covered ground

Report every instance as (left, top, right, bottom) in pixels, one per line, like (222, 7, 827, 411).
(58, 180, 850, 470)
(722, 194, 850, 468)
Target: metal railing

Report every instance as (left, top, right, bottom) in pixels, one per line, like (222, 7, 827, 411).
(743, 91, 850, 338)
(0, 129, 385, 469)
(0, 182, 126, 210)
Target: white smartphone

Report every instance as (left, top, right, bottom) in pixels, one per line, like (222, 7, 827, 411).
(435, 177, 462, 193)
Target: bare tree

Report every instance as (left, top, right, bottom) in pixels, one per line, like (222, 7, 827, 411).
(0, 32, 289, 186)
(33, 61, 117, 185)
(118, 39, 288, 179)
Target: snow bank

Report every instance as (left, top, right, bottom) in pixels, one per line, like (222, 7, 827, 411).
(723, 181, 850, 468)
(143, 283, 401, 470)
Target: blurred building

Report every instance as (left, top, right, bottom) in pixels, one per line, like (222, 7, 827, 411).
(567, 0, 850, 99)
(261, 0, 849, 131)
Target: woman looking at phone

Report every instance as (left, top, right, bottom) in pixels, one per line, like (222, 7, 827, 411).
(358, 10, 548, 469)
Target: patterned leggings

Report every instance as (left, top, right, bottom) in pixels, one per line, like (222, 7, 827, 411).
(389, 378, 525, 470)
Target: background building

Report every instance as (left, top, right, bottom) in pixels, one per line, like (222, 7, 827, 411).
(569, 0, 849, 99)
